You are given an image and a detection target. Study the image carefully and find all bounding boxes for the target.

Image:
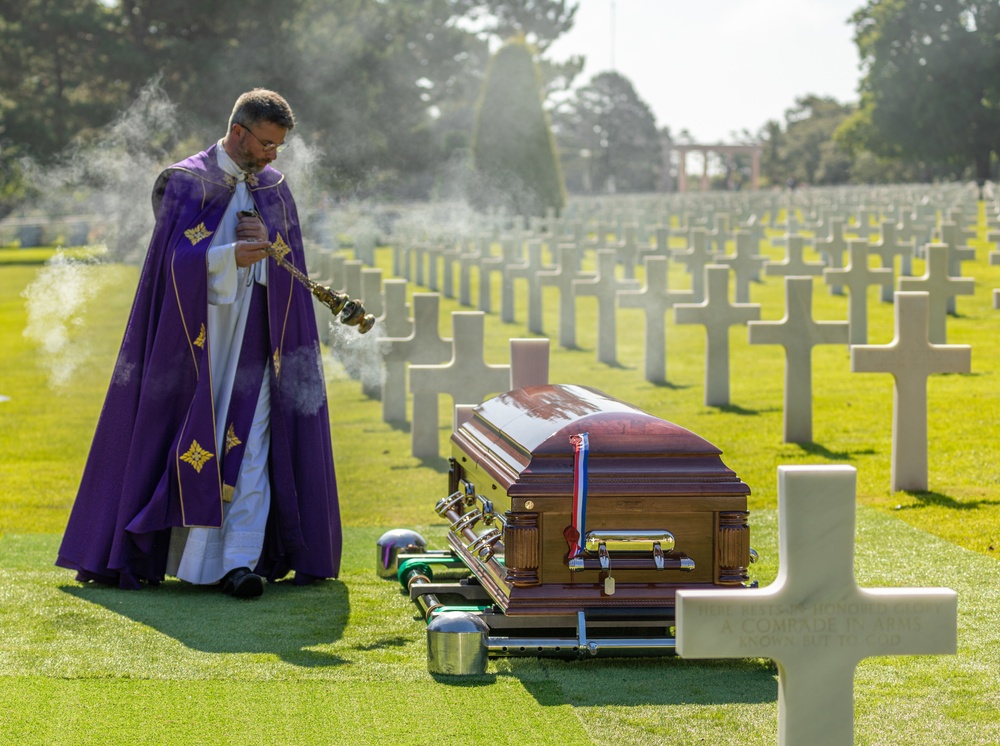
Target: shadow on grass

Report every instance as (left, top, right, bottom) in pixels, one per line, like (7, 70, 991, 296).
(411, 457, 451, 473)
(62, 577, 350, 668)
(431, 672, 498, 685)
(353, 635, 411, 652)
(603, 360, 637, 371)
(792, 442, 877, 460)
(386, 420, 411, 434)
(895, 490, 1000, 511)
(649, 379, 690, 391)
(520, 656, 777, 707)
(714, 402, 765, 416)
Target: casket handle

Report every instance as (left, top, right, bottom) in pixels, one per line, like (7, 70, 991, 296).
(451, 508, 482, 533)
(584, 530, 676, 554)
(467, 528, 503, 560)
(435, 491, 465, 517)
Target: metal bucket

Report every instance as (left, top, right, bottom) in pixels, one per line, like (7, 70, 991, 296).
(426, 611, 488, 675)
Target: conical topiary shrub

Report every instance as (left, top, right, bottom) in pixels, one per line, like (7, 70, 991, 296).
(469, 36, 566, 220)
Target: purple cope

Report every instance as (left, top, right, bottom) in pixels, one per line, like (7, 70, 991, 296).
(56, 144, 342, 589)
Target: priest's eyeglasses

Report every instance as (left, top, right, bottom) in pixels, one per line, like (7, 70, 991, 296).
(236, 122, 288, 153)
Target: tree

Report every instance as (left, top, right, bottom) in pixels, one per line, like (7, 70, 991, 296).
(552, 71, 661, 193)
(759, 96, 855, 187)
(456, 0, 577, 53)
(470, 36, 565, 218)
(839, 0, 1000, 186)
(0, 1, 583, 202)
(0, 0, 124, 160)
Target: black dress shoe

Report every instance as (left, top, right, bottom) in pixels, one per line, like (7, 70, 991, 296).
(222, 567, 264, 598)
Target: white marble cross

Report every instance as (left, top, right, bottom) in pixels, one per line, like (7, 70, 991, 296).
(748, 277, 849, 443)
(618, 255, 693, 383)
(424, 243, 445, 292)
(851, 291, 971, 492)
(408, 312, 511, 460)
(848, 206, 876, 239)
(674, 264, 761, 406)
(504, 239, 550, 333)
(439, 243, 460, 299)
(651, 225, 673, 259)
(479, 237, 513, 315)
(341, 259, 364, 300)
(765, 234, 826, 278)
(822, 239, 893, 345)
(378, 279, 413, 340)
(610, 224, 640, 279)
(457, 238, 481, 307)
(673, 227, 715, 302)
(379, 293, 453, 424)
(538, 245, 592, 349)
(936, 222, 978, 314)
(351, 229, 376, 266)
(868, 220, 915, 303)
(360, 268, 384, 318)
(814, 217, 848, 295)
(356, 268, 387, 398)
(897, 243, 975, 344)
(676, 464, 958, 746)
(896, 207, 935, 260)
(574, 249, 640, 364)
(407, 242, 428, 287)
(937, 221, 977, 273)
(706, 212, 730, 255)
(715, 230, 768, 304)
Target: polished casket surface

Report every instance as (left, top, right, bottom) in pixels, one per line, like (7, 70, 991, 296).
(446, 384, 753, 616)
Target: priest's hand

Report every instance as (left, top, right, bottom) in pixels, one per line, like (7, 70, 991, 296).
(236, 213, 268, 242)
(235, 239, 272, 268)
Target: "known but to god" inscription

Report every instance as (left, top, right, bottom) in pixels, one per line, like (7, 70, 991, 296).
(676, 465, 957, 746)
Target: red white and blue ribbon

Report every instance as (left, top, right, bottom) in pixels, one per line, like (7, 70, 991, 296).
(564, 432, 590, 559)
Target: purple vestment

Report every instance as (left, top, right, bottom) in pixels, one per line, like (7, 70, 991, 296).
(57, 144, 341, 589)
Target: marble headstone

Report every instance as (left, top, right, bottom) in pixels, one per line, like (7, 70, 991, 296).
(851, 292, 971, 492)
(676, 464, 958, 746)
(748, 277, 849, 443)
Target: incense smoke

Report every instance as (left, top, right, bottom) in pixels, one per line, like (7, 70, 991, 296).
(19, 79, 181, 261)
(325, 321, 387, 393)
(19, 81, 181, 389)
(21, 251, 114, 388)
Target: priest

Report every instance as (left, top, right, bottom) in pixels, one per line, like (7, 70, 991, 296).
(57, 89, 341, 598)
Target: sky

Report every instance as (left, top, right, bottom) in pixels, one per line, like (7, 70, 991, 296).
(546, 0, 865, 144)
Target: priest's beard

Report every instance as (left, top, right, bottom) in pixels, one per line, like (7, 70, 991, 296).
(232, 135, 270, 174)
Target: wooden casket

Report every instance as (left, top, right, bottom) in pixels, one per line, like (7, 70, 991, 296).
(438, 384, 753, 618)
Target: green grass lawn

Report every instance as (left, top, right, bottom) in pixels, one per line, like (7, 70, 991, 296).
(1, 204, 999, 745)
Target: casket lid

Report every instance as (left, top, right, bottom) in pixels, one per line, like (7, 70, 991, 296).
(452, 384, 747, 495)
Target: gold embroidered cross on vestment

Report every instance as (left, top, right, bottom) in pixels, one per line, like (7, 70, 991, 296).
(184, 223, 213, 245)
(180, 440, 214, 473)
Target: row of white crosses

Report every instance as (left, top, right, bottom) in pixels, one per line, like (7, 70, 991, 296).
(672, 259, 971, 492)
(309, 193, 989, 479)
